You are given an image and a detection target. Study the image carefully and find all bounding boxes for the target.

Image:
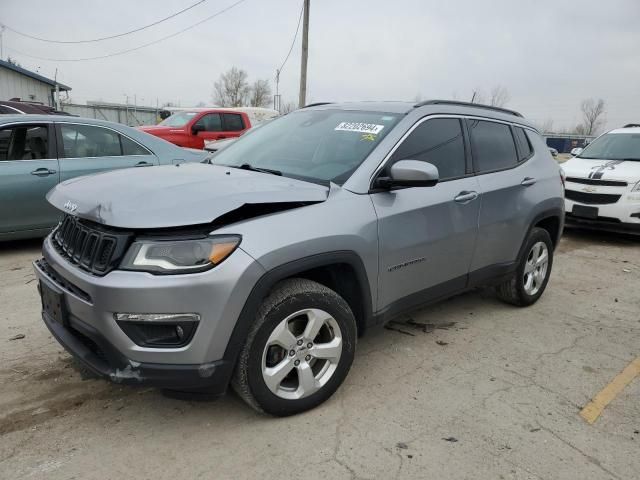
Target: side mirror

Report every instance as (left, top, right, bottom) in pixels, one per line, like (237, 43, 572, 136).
(192, 123, 205, 135)
(375, 160, 439, 189)
(570, 147, 583, 156)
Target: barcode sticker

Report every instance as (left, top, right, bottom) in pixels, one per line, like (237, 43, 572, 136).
(335, 122, 385, 134)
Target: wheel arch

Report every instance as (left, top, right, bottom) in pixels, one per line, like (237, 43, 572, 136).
(218, 251, 373, 388)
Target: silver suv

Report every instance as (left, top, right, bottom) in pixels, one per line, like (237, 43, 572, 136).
(34, 101, 564, 416)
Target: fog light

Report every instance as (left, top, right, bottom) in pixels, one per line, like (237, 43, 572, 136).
(115, 313, 199, 348)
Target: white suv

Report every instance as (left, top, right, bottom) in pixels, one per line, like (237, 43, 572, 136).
(562, 124, 640, 234)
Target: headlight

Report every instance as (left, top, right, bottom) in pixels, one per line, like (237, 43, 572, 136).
(120, 235, 241, 274)
(632, 181, 640, 192)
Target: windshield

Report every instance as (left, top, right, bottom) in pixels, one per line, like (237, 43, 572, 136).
(159, 112, 198, 127)
(211, 109, 401, 185)
(578, 132, 640, 160)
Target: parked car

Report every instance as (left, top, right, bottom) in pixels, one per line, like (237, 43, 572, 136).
(139, 109, 253, 149)
(0, 115, 207, 241)
(0, 100, 72, 115)
(34, 100, 564, 416)
(548, 147, 558, 157)
(562, 124, 640, 234)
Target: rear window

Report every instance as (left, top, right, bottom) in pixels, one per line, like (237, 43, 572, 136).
(468, 120, 518, 172)
(513, 127, 533, 161)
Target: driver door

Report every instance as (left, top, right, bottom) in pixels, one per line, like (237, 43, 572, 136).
(370, 117, 481, 314)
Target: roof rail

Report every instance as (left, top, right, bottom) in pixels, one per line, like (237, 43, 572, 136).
(623, 123, 640, 128)
(303, 102, 333, 108)
(414, 99, 523, 118)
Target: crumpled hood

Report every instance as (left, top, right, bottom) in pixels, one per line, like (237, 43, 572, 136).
(47, 163, 329, 229)
(563, 157, 640, 182)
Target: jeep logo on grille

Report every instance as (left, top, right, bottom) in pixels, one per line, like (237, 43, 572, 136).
(63, 200, 78, 213)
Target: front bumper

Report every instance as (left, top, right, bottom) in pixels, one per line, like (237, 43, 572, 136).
(564, 188, 640, 235)
(34, 234, 265, 391)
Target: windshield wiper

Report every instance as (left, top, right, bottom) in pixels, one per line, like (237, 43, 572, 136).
(236, 163, 282, 176)
(622, 158, 640, 161)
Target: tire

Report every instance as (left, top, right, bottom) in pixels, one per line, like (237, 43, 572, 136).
(495, 227, 554, 307)
(231, 278, 357, 416)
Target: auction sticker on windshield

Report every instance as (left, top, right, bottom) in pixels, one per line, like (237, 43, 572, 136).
(335, 122, 385, 134)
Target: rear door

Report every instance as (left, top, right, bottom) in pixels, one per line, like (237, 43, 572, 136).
(467, 119, 538, 272)
(57, 123, 159, 181)
(0, 122, 61, 234)
(371, 117, 481, 313)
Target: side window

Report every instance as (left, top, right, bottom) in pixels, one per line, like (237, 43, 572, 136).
(61, 124, 122, 158)
(0, 125, 50, 160)
(121, 135, 151, 156)
(194, 113, 222, 132)
(468, 120, 518, 172)
(388, 118, 466, 181)
(513, 127, 533, 161)
(222, 113, 244, 132)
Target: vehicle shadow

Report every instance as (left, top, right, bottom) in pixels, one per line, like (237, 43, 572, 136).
(0, 237, 44, 256)
(559, 227, 639, 253)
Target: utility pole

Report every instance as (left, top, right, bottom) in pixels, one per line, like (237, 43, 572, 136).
(0, 25, 5, 60)
(298, 0, 310, 108)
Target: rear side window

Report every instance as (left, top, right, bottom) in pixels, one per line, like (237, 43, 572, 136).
(60, 124, 148, 158)
(388, 118, 466, 181)
(121, 135, 151, 156)
(513, 127, 533, 161)
(468, 120, 518, 172)
(223, 113, 244, 131)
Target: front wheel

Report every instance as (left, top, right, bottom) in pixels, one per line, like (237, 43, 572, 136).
(232, 278, 356, 416)
(495, 227, 554, 306)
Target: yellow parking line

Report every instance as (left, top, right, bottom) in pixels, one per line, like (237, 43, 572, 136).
(580, 357, 640, 424)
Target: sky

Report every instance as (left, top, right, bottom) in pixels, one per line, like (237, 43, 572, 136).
(2, 0, 639, 132)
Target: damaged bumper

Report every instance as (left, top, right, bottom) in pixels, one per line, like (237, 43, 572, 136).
(41, 307, 231, 391)
(33, 233, 265, 394)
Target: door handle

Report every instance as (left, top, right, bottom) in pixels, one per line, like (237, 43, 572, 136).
(521, 177, 536, 186)
(454, 191, 479, 203)
(135, 161, 153, 167)
(30, 168, 56, 177)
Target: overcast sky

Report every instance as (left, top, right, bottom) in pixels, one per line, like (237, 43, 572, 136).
(2, 0, 639, 131)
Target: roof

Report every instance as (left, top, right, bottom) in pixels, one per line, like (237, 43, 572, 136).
(303, 100, 534, 126)
(610, 126, 640, 134)
(0, 59, 71, 91)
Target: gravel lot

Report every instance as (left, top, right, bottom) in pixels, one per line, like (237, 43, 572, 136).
(1, 229, 639, 480)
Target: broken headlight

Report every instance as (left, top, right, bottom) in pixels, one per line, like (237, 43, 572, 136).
(120, 235, 241, 274)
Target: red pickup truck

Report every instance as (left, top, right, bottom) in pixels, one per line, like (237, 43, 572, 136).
(139, 109, 251, 149)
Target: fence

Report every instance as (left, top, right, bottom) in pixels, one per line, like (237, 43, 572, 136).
(61, 101, 160, 126)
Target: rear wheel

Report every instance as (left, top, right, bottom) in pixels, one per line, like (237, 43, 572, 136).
(232, 278, 356, 416)
(495, 227, 554, 306)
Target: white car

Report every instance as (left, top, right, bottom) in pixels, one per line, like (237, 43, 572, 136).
(562, 124, 640, 234)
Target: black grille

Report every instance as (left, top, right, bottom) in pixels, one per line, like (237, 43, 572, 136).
(53, 215, 132, 275)
(565, 190, 621, 205)
(566, 177, 628, 187)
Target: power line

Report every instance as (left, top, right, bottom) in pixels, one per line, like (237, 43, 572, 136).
(278, 1, 304, 74)
(6, 0, 246, 62)
(1, 0, 207, 44)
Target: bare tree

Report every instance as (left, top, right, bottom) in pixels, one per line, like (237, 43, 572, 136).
(470, 89, 486, 104)
(489, 85, 511, 107)
(280, 101, 298, 114)
(579, 98, 605, 135)
(249, 79, 272, 108)
(212, 67, 250, 107)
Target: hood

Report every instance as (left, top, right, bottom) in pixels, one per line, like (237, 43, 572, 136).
(562, 157, 640, 182)
(47, 163, 329, 229)
(138, 125, 184, 136)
